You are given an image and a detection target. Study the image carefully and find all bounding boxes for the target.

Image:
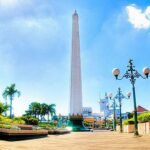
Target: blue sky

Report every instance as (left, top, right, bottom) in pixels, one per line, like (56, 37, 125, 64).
(0, 0, 150, 116)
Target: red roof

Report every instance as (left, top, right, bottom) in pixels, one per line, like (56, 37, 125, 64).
(136, 105, 148, 113)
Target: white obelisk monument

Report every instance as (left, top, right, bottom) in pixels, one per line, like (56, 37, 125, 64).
(70, 10, 82, 115)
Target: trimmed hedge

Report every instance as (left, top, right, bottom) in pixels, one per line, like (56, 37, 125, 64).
(0, 124, 20, 130)
(21, 116, 39, 125)
(39, 122, 56, 130)
(12, 117, 25, 124)
(123, 112, 150, 125)
(0, 115, 12, 123)
(123, 118, 134, 125)
(0, 115, 25, 125)
(138, 112, 150, 123)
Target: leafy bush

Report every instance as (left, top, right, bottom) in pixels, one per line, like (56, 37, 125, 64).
(123, 118, 134, 125)
(2, 118, 12, 124)
(0, 115, 12, 124)
(21, 116, 39, 125)
(0, 115, 25, 125)
(127, 112, 134, 119)
(12, 117, 25, 124)
(138, 112, 150, 123)
(28, 118, 38, 125)
(0, 102, 9, 115)
(39, 122, 56, 129)
(0, 115, 3, 120)
(123, 112, 150, 125)
(0, 123, 20, 130)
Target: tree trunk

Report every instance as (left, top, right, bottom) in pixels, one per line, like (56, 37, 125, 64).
(5, 98, 7, 117)
(10, 96, 13, 118)
(40, 115, 42, 122)
(48, 113, 50, 122)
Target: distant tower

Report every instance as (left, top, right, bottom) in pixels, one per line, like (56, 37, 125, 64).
(70, 10, 82, 115)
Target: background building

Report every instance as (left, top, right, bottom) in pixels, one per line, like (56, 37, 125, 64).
(136, 105, 149, 114)
(82, 107, 92, 117)
(99, 94, 110, 119)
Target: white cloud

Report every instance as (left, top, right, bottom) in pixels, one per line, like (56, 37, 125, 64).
(0, 0, 18, 7)
(126, 5, 150, 29)
(0, 0, 31, 11)
(12, 17, 58, 30)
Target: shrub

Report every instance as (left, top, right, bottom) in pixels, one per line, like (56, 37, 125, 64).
(0, 115, 12, 124)
(0, 115, 5, 121)
(28, 118, 38, 125)
(127, 112, 134, 119)
(21, 116, 39, 125)
(39, 122, 56, 129)
(123, 118, 134, 125)
(0, 115, 25, 125)
(0, 123, 20, 130)
(12, 117, 25, 125)
(2, 118, 12, 124)
(0, 102, 9, 115)
(138, 112, 150, 123)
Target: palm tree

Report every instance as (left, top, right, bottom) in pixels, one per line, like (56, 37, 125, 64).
(48, 104, 56, 121)
(40, 103, 49, 121)
(2, 84, 21, 118)
(29, 102, 41, 119)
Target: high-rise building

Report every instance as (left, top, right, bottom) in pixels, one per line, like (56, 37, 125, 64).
(99, 96, 110, 118)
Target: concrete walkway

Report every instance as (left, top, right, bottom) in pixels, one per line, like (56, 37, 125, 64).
(0, 131, 150, 150)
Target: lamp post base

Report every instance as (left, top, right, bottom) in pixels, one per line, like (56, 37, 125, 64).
(120, 130, 123, 133)
(134, 130, 139, 136)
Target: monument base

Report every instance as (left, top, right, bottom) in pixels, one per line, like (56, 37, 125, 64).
(68, 115, 91, 132)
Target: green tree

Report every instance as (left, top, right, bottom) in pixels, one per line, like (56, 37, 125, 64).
(0, 102, 9, 115)
(48, 104, 56, 121)
(25, 102, 56, 122)
(29, 102, 41, 119)
(2, 84, 20, 118)
(127, 112, 133, 119)
(40, 103, 49, 120)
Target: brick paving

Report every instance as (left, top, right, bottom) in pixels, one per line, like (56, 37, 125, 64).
(0, 131, 150, 150)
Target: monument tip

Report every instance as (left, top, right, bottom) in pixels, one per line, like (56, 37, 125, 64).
(73, 10, 78, 15)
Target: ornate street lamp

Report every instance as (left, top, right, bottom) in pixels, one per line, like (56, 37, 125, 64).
(108, 93, 117, 131)
(109, 88, 131, 132)
(112, 59, 150, 136)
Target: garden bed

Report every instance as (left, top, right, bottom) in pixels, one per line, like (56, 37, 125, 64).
(48, 129, 71, 135)
(0, 128, 48, 140)
(16, 124, 33, 130)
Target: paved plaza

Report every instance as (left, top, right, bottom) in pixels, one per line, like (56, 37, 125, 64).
(0, 131, 150, 150)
